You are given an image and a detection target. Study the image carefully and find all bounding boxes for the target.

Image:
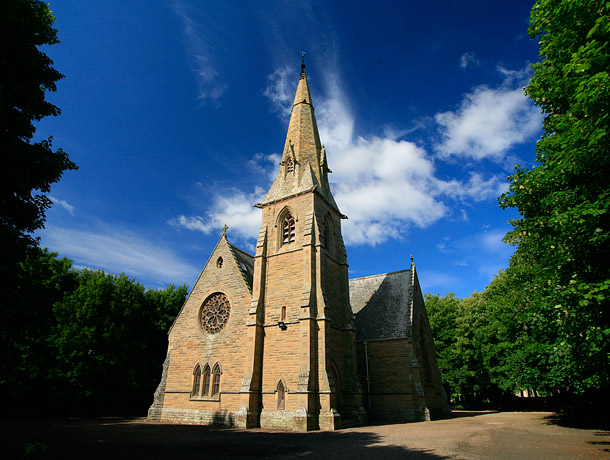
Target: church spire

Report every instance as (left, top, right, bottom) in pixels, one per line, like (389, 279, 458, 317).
(285, 53, 320, 173)
(259, 56, 340, 212)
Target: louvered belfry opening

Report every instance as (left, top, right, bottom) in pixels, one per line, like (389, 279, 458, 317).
(282, 213, 296, 244)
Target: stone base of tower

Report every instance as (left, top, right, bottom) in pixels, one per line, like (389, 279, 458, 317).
(257, 406, 366, 431)
(336, 406, 368, 428)
(153, 408, 239, 426)
(235, 405, 261, 429)
(260, 407, 319, 431)
(318, 408, 341, 430)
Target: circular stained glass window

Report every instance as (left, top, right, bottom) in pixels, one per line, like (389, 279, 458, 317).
(200, 293, 231, 334)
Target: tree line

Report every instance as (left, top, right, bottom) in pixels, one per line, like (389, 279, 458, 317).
(426, 0, 609, 421)
(1, 248, 187, 415)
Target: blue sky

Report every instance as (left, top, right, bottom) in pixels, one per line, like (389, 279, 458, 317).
(37, 0, 542, 298)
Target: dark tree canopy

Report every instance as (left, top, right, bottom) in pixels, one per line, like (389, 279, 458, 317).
(0, 249, 187, 415)
(0, 0, 77, 266)
(426, 2, 609, 419)
(499, 0, 609, 392)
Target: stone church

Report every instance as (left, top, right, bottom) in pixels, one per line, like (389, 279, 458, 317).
(148, 61, 449, 430)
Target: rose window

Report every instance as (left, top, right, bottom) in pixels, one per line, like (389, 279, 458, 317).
(200, 293, 231, 334)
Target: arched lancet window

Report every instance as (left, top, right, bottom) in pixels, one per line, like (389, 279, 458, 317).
(211, 364, 221, 397)
(282, 212, 296, 245)
(202, 364, 211, 396)
(277, 381, 286, 410)
(192, 365, 202, 397)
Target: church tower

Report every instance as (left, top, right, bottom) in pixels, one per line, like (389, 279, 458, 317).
(238, 58, 365, 430)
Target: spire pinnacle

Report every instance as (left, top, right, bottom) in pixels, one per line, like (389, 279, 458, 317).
(258, 57, 341, 213)
(300, 51, 306, 79)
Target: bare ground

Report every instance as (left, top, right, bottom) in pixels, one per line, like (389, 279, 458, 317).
(6, 411, 609, 460)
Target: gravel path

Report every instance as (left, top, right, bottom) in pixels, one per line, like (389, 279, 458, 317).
(7, 411, 609, 459)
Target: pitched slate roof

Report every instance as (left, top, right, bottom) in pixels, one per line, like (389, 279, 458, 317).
(349, 270, 413, 342)
(228, 243, 254, 292)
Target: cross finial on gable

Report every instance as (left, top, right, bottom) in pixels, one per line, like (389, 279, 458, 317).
(222, 224, 229, 235)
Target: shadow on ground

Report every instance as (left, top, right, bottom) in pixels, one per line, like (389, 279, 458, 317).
(444, 410, 499, 419)
(6, 417, 451, 460)
(588, 432, 610, 454)
(544, 411, 610, 431)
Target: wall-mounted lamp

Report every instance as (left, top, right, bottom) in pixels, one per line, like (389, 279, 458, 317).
(278, 321, 287, 331)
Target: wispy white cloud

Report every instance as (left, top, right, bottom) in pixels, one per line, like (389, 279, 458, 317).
(434, 66, 542, 160)
(459, 51, 479, 69)
(43, 225, 199, 286)
(50, 196, 75, 215)
(169, 188, 264, 248)
(248, 153, 281, 181)
(452, 261, 468, 266)
(436, 229, 512, 256)
(435, 172, 509, 202)
(480, 229, 511, 253)
(316, 72, 354, 151)
(263, 66, 297, 116)
(171, 0, 227, 103)
(332, 136, 448, 244)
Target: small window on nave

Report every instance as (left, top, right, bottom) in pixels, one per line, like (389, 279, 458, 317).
(192, 365, 201, 397)
(277, 381, 286, 410)
(211, 364, 221, 397)
(216, 256, 223, 268)
(202, 364, 211, 396)
(282, 213, 296, 245)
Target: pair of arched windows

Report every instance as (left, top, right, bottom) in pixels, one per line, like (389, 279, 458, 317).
(192, 363, 221, 398)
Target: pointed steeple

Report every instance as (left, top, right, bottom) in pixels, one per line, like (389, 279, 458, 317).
(259, 56, 340, 212)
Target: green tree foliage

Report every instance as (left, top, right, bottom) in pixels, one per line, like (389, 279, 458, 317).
(426, 292, 509, 407)
(1, 250, 187, 415)
(424, 293, 460, 396)
(499, 0, 610, 392)
(0, 248, 76, 411)
(0, 0, 77, 268)
(428, 0, 609, 413)
(1, 2, 78, 381)
(52, 271, 187, 413)
(427, 281, 559, 407)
